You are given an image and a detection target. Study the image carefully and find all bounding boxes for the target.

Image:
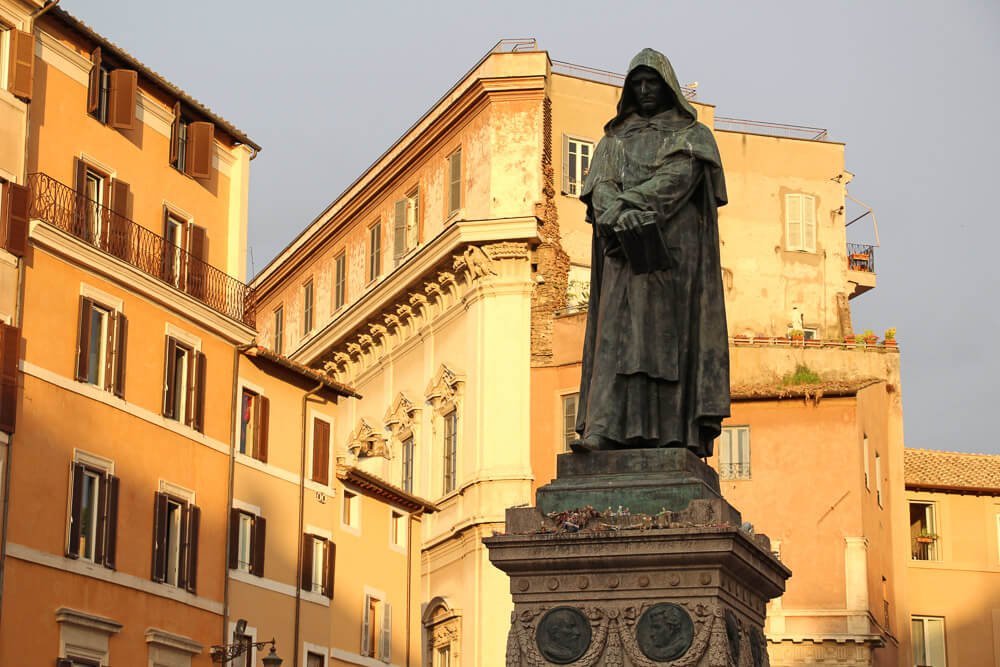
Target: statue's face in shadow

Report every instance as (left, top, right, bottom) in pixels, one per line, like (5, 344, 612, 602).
(629, 67, 672, 117)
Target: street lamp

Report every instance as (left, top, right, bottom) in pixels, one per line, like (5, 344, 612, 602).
(210, 619, 283, 665)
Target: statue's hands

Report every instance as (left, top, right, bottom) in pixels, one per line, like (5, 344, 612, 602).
(614, 210, 655, 232)
(596, 200, 624, 237)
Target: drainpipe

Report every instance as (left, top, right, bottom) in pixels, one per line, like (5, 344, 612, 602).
(294, 381, 324, 667)
(405, 508, 425, 667)
(31, 0, 60, 18)
(222, 345, 242, 646)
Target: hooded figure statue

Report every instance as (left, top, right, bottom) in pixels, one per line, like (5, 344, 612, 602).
(573, 48, 729, 457)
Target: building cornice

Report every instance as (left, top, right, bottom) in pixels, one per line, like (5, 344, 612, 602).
(29, 221, 255, 345)
(336, 464, 438, 514)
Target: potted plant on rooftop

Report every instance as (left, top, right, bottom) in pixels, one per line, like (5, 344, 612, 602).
(884, 327, 897, 347)
(862, 329, 879, 346)
(789, 328, 805, 345)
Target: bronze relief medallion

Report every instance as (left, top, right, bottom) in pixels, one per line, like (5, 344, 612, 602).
(636, 603, 694, 662)
(535, 606, 592, 664)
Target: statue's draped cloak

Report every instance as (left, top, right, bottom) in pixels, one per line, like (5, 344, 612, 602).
(576, 49, 729, 457)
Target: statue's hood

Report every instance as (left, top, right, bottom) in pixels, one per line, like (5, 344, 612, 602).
(607, 48, 698, 132)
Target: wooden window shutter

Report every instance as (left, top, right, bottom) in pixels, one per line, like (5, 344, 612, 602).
(785, 194, 802, 250)
(381, 602, 392, 661)
(360, 593, 372, 655)
(162, 337, 177, 418)
(66, 462, 85, 558)
(252, 515, 266, 577)
(393, 199, 406, 265)
(254, 395, 269, 463)
(2, 182, 30, 258)
(56, 659, 73, 667)
(184, 504, 200, 593)
(95, 471, 109, 564)
(104, 475, 120, 569)
(112, 313, 127, 398)
(192, 351, 207, 432)
(323, 540, 335, 599)
(228, 507, 240, 569)
(169, 102, 182, 167)
(8, 30, 34, 101)
(561, 134, 570, 194)
(187, 225, 207, 299)
(312, 419, 329, 485)
(185, 121, 214, 179)
(108, 179, 131, 263)
(151, 491, 168, 581)
(802, 195, 817, 252)
(102, 313, 115, 392)
(0, 323, 19, 433)
(76, 297, 94, 382)
(108, 69, 137, 130)
(300, 534, 313, 591)
(87, 47, 102, 114)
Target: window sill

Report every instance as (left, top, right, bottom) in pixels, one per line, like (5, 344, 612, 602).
(340, 522, 361, 537)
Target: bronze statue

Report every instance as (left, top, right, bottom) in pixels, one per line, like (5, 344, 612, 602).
(572, 48, 729, 456)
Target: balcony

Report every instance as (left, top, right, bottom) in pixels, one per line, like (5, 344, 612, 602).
(714, 116, 828, 141)
(26, 173, 254, 326)
(847, 242, 876, 298)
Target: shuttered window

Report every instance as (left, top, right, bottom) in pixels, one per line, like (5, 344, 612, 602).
(311, 417, 331, 485)
(393, 188, 419, 266)
(447, 149, 462, 216)
(150, 491, 200, 592)
(66, 461, 119, 569)
(361, 594, 392, 661)
(239, 389, 269, 462)
(161, 336, 206, 432)
(229, 508, 266, 577)
(75, 297, 127, 398)
(0, 25, 9, 91)
(170, 103, 214, 180)
(333, 253, 346, 311)
(301, 534, 335, 599)
(0, 322, 18, 433)
(368, 221, 382, 283)
(718, 426, 750, 480)
(1, 181, 29, 258)
(7, 28, 33, 101)
(86, 48, 137, 129)
(785, 193, 817, 252)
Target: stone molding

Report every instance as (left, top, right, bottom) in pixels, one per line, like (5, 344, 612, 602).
(347, 418, 390, 459)
(55, 607, 123, 635)
(144, 628, 203, 655)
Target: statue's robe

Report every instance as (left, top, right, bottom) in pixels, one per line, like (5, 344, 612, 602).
(576, 49, 729, 457)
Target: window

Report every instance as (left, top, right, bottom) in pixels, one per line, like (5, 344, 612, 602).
(785, 193, 817, 252)
(436, 646, 451, 667)
(361, 594, 392, 661)
(863, 435, 870, 490)
(4, 26, 33, 100)
(273, 306, 284, 355)
(563, 136, 593, 196)
(311, 417, 331, 486)
(393, 188, 419, 265)
(75, 296, 127, 397)
(229, 508, 265, 576)
(391, 511, 405, 548)
(911, 616, 947, 667)
(443, 410, 458, 494)
(170, 103, 214, 179)
(303, 278, 314, 335)
(301, 534, 335, 598)
(562, 393, 578, 451)
(233, 632, 253, 667)
(342, 491, 359, 529)
(0, 24, 9, 91)
(910, 501, 940, 561)
(447, 149, 462, 216)
(401, 436, 414, 494)
(161, 209, 208, 298)
(306, 652, 325, 667)
(66, 461, 119, 568)
(162, 336, 206, 432)
(334, 252, 346, 311)
(368, 221, 382, 283)
(718, 426, 751, 480)
(151, 491, 200, 592)
(162, 211, 187, 287)
(875, 452, 883, 507)
(73, 162, 112, 245)
(239, 389, 269, 462)
(86, 47, 137, 129)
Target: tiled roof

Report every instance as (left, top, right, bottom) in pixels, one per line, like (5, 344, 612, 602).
(240, 345, 360, 399)
(336, 465, 438, 514)
(905, 448, 1000, 492)
(49, 7, 261, 151)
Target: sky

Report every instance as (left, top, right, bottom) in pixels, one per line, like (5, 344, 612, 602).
(60, 0, 999, 454)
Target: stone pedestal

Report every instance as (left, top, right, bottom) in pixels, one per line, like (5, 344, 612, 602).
(484, 450, 790, 666)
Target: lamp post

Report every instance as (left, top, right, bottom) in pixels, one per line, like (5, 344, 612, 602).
(209, 619, 283, 665)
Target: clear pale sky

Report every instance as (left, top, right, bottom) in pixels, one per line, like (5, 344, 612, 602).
(60, 1, 999, 454)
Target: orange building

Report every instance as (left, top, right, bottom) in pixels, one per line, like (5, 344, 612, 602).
(900, 448, 1000, 667)
(0, 2, 259, 664)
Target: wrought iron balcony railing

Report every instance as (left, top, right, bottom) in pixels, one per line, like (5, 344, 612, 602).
(27, 172, 255, 326)
(719, 462, 751, 480)
(847, 242, 876, 273)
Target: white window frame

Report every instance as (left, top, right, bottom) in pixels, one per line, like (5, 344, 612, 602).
(909, 500, 940, 561)
(442, 409, 458, 495)
(361, 587, 391, 662)
(718, 426, 751, 480)
(911, 615, 947, 667)
(559, 391, 579, 452)
(784, 193, 817, 252)
(78, 285, 124, 392)
(0, 24, 10, 92)
(341, 490, 360, 535)
(163, 497, 185, 587)
(562, 134, 594, 197)
(227, 621, 257, 667)
(236, 378, 266, 459)
(303, 643, 329, 667)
